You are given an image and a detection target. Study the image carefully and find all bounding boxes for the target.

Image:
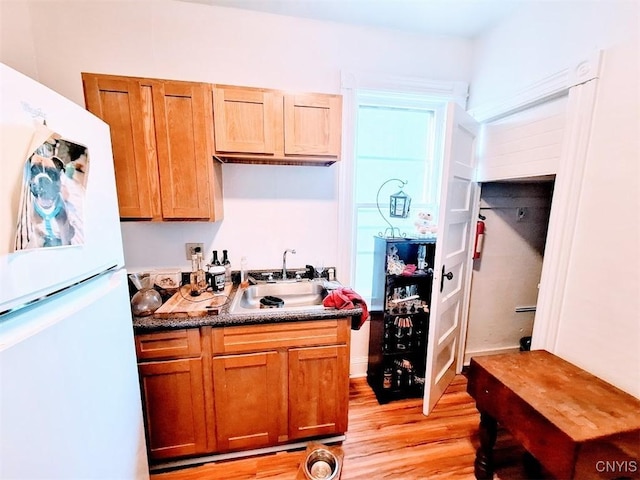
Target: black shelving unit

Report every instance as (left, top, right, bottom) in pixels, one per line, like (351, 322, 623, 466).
(367, 236, 436, 404)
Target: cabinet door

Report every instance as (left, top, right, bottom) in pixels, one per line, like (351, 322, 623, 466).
(153, 81, 219, 220)
(288, 344, 349, 439)
(212, 351, 283, 451)
(138, 357, 208, 461)
(82, 74, 158, 219)
(213, 86, 275, 154)
(283, 93, 342, 157)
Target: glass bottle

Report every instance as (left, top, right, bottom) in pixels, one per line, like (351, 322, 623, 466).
(240, 256, 249, 288)
(383, 367, 393, 389)
(196, 252, 207, 292)
(212, 250, 221, 266)
(395, 367, 403, 389)
(189, 254, 200, 296)
(222, 249, 231, 284)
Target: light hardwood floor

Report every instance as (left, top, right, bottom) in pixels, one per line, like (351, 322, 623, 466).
(151, 375, 539, 480)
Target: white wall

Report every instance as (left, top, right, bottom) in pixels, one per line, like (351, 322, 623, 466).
(0, 1, 38, 79)
(0, 0, 473, 376)
(470, 1, 640, 397)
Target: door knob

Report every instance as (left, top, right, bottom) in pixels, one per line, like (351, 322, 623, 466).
(440, 266, 454, 292)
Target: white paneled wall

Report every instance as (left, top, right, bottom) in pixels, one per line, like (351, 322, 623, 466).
(476, 95, 568, 181)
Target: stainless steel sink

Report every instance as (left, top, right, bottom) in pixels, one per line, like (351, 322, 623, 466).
(229, 281, 328, 313)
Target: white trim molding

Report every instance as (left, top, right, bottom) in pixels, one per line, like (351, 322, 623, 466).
(468, 51, 603, 356)
(341, 70, 469, 107)
(339, 71, 470, 378)
(531, 78, 600, 353)
(469, 50, 602, 123)
(349, 355, 369, 379)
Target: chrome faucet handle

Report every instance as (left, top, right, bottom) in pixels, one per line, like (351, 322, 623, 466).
(294, 270, 306, 281)
(261, 272, 275, 282)
(282, 249, 296, 279)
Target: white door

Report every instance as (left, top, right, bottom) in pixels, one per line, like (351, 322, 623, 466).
(423, 103, 479, 415)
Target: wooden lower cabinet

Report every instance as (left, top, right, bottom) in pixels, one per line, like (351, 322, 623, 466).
(212, 351, 284, 451)
(289, 344, 349, 440)
(135, 319, 350, 464)
(138, 357, 208, 460)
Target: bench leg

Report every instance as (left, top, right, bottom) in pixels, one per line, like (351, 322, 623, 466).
(523, 451, 543, 479)
(474, 411, 497, 480)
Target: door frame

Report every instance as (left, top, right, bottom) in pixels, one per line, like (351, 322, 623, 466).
(338, 71, 469, 377)
(466, 51, 602, 359)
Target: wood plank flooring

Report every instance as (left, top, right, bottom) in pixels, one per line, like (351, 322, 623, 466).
(151, 375, 541, 480)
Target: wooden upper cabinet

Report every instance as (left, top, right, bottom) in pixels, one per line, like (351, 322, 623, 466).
(212, 85, 342, 165)
(154, 81, 220, 220)
(82, 75, 156, 219)
(213, 86, 275, 155)
(284, 93, 342, 157)
(82, 73, 223, 221)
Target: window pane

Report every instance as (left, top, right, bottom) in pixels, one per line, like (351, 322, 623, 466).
(355, 106, 434, 205)
(357, 107, 431, 160)
(352, 96, 441, 302)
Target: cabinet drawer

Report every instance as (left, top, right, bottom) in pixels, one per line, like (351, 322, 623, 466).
(135, 329, 201, 360)
(211, 319, 349, 354)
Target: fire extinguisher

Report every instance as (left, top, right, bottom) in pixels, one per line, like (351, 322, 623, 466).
(473, 216, 486, 260)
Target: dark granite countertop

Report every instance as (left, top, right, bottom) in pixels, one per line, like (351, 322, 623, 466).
(132, 283, 362, 331)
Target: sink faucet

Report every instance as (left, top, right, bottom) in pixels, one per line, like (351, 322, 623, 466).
(282, 249, 296, 279)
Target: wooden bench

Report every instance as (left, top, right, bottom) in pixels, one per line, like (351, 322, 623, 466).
(467, 350, 640, 480)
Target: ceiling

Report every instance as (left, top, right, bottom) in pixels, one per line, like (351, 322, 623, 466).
(178, 0, 525, 39)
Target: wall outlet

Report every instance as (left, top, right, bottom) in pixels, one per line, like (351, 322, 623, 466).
(185, 243, 204, 260)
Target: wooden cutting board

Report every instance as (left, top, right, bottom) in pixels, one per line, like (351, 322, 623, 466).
(153, 285, 233, 318)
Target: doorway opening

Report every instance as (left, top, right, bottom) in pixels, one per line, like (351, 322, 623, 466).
(463, 177, 554, 364)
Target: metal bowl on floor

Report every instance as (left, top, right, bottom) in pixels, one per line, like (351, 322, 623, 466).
(303, 448, 340, 480)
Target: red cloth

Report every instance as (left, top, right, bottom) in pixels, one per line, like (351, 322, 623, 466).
(323, 288, 369, 329)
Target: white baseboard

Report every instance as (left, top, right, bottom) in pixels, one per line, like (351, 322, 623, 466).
(463, 346, 521, 365)
(349, 355, 368, 378)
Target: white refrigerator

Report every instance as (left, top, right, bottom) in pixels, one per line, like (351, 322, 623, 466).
(0, 63, 149, 479)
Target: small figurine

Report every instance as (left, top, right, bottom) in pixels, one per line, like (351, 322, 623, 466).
(386, 244, 405, 275)
(415, 211, 437, 237)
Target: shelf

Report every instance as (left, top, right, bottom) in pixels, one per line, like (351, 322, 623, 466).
(382, 349, 425, 357)
(386, 271, 434, 280)
(368, 236, 436, 405)
(384, 309, 428, 316)
(367, 378, 425, 404)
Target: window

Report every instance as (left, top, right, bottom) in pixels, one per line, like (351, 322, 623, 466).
(351, 91, 446, 300)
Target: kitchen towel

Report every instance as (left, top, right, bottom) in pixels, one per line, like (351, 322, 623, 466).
(323, 288, 369, 330)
